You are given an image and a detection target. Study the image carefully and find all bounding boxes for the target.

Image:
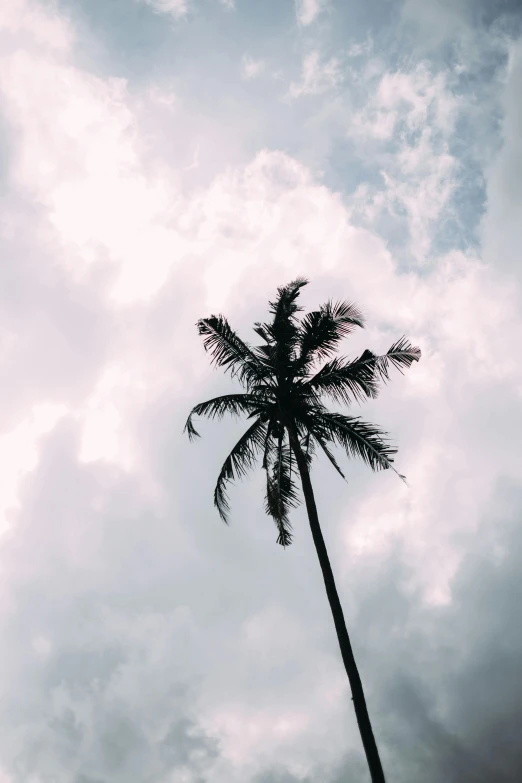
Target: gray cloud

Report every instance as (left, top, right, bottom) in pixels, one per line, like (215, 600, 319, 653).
(1, 1, 522, 782)
(482, 37, 522, 281)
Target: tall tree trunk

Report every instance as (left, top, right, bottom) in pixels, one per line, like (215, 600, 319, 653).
(288, 426, 386, 783)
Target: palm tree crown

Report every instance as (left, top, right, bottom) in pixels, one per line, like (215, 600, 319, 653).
(185, 278, 421, 547)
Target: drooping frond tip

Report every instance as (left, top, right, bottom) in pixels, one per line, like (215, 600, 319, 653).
(304, 409, 404, 477)
(183, 393, 263, 441)
(263, 435, 300, 547)
(183, 414, 200, 441)
(214, 418, 268, 523)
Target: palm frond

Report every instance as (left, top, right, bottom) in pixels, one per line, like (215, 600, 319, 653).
(312, 432, 346, 480)
(303, 353, 379, 406)
(307, 409, 406, 481)
(251, 322, 279, 373)
(197, 316, 268, 389)
(253, 322, 273, 344)
(266, 279, 309, 370)
(297, 300, 365, 370)
(359, 338, 421, 384)
(214, 418, 268, 522)
(252, 322, 284, 368)
(184, 394, 264, 440)
(269, 278, 308, 323)
(264, 436, 300, 547)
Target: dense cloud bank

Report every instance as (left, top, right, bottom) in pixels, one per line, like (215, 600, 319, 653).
(1, 0, 521, 780)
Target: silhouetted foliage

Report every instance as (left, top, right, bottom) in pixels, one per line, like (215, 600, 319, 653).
(185, 278, 420, 546)
(185, 279, 420, 783)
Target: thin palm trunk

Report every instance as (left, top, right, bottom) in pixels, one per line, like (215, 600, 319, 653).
(288, 426, 386, 783)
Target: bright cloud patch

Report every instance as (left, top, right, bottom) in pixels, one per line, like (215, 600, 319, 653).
(295, 0, 328, 26)
(0, 0, 73, 49)
(288, 50, 342, 97)
(138, 0, 189, 18)
(241, 55, 265, 79)
(481, 37, 522, 278)
(345, 62, 460, 261)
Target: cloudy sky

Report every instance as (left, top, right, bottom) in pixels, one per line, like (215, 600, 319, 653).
(1, 0, 522, 780)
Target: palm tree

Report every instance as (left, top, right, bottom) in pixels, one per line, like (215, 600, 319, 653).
(184, 278, 421, 782)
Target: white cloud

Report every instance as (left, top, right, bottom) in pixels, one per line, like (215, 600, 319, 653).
(347, 37, 373, 58)
(288, 50, 342, 98)
(0, 404, 67, 534)
(2, 2, 522, 782)
(0, 0, 73, 50)
(481, 37, 522, 280)
(365, 65, 457, 137)
(295, 0, 328, 26)
(2, 12, 520, 600)
(348, 63, 459, 261)
(241, 55, 265, 80)
(401, 0, 469, 43)
(0, 49, 190, 303)
(138, 0, 189, 19)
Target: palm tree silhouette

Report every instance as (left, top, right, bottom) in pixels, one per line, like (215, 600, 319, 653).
(184, 278, 421, 782)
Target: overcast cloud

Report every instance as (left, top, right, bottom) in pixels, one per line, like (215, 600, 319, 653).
(1, 0, 522, 781)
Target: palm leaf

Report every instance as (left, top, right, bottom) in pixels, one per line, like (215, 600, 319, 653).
(297, 300, 365, 370)
(303, 353, 379, 406)
(184, 393, 264, 440)
(306, 409, 406, 481)
(197, 316, 268, 389)
(267, 278, 309, 371)
(264, 436, 300, 546)
(269, 278, 308, 323)
(214, 418, 268, 522)
(359, 338, 421, 384)
(312, 432, 346, 479)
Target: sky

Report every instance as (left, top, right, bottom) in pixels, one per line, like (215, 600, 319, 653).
(1, 0, 522, 781)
